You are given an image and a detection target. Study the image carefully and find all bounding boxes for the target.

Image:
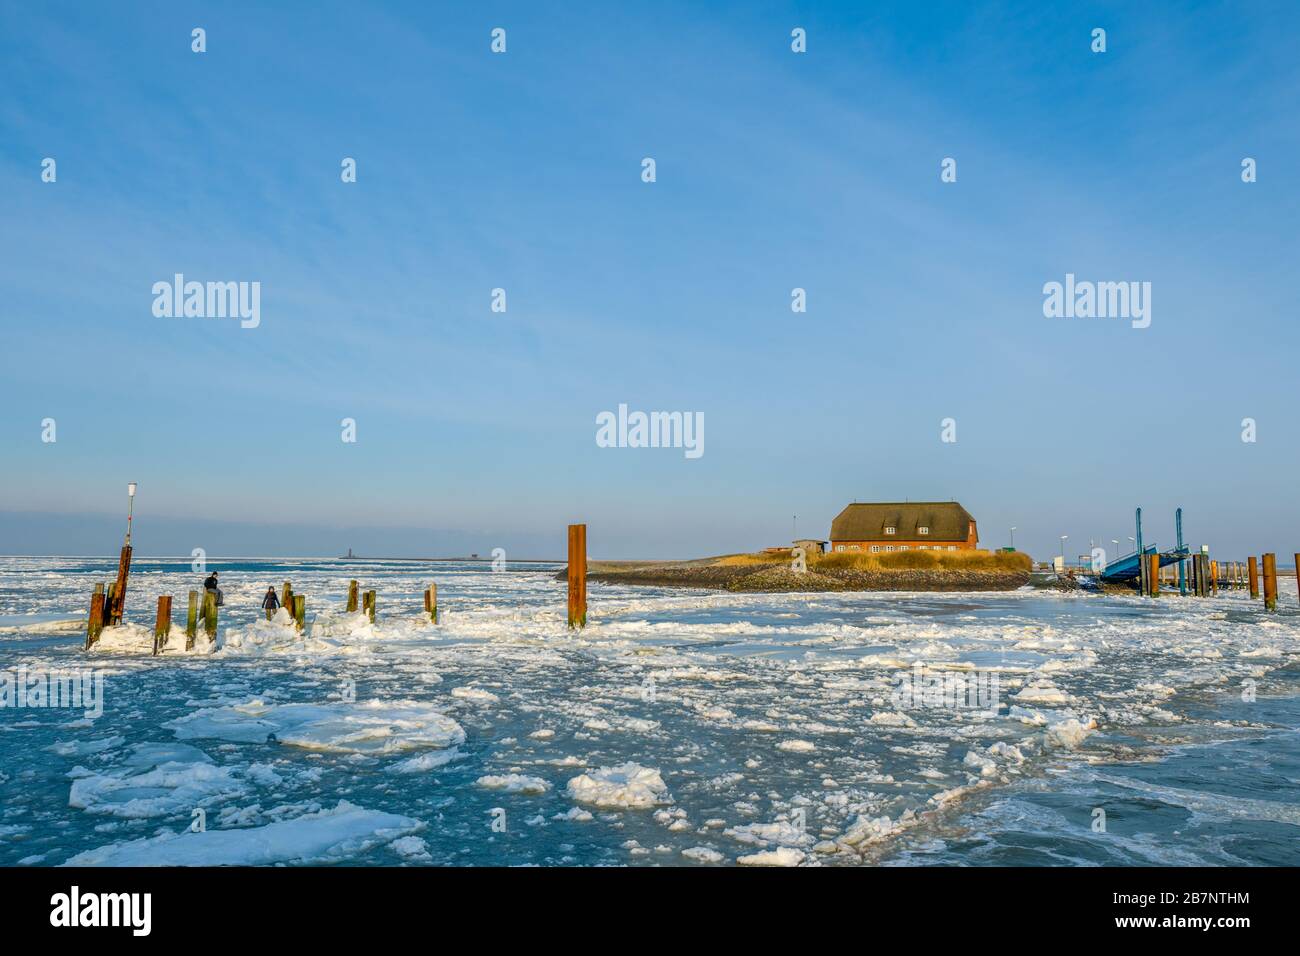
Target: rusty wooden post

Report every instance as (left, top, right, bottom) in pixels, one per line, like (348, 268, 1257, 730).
(567, 523, 587, 629)
(153, 595, 172, 655)
(1148, 554, 1160, 596)
(203, 590, 218, 640)
(1263, 553, 1278, 611)
(86, 584, 105, 650)
(109, 544, 133, 624)
(185, 590, 199, 650)
(1247, 556, 1259, 599)
(347, 580, 359, 613)
(293, 594, 306, 631)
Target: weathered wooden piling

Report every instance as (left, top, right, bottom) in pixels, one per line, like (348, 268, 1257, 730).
(153, 595, 172, 656)
(185, 590, 199, 651)
(1148, 554, 1161, 596)
(86, 584, 106, 650)
(293, 594, 306, 631)
(424, 583, 438, 624)
(364, 590, 376, 623)
(1295, 554, 1300, 604)
(347, 580, 359, 613)
(567, 523, 587, 629)
(281, 581, 294, 614)
(1263, 553, 1278, 611)
(107, 544, 133, 625)
(1248, 556, 1259, 598)
(203, 590, 219, 640)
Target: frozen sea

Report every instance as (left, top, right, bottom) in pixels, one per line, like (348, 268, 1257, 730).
(0, 556, 1296, 867)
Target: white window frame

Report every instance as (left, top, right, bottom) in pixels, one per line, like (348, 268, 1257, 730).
(918, 526, 929, 535)
(884, 527, 896, 535)
(885, 545, 896, 552)
(870, 545, 880, 553)
(836, 545, 845, 552)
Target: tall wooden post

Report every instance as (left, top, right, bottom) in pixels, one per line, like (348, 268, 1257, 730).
(203, 590, 219, 640)
(1148, 554, 1160, 596)
(1263, 553, 1278, 611)
(186, 590, 199, 651)
(425, 583, 438, 624)
(347, 580, 359, 613)
(1247, 556, 1259, 599)
(110, 544, 133, 624)
(153, 595, 172, 656)
(281, 581, 294, 614)
(86, 584, 105, 650)
(293, 595, 306, 631)
(1294, 553, 1300, 604)
(364, 590, 376, 623)
(567, 523, 587, 629)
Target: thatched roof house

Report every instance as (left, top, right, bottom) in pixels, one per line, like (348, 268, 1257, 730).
(829, 502, 978, 552)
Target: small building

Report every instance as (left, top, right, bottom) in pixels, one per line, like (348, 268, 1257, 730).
(829, 501, 978, 554)
(793, 539, 827, 555)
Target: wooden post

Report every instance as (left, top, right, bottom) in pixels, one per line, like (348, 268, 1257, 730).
(567, 523, 587, 629)
(110, 544, 133, 624)
(186, 590, 199, 651)
(347, 580, 359, 613)
(203, 590, 218, 640)
(425, 583, 438, 623)
(293, 594, 306, 631)
(86, 584, 105, 650)
(1148, 554, 1160, 596)
(281, 581, 293, 614)
(1294, 554, 1300, 604)
(1263, 553, 1278, 611)
(365, 590, 376, 623)
(1247, 556, 1259, 599)
(153, 595, 172, 656)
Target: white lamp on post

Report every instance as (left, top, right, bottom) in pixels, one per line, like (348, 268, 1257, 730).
(125, 482, 137, 546)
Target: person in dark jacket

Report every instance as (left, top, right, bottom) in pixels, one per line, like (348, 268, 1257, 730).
(203, 571, 224, 607)
(262, 586, 280, 620)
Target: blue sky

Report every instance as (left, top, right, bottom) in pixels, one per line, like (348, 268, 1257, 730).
(2, 0, 1297, 560)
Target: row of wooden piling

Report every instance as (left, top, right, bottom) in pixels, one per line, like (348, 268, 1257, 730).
(86, 522, 594, 652)
(1140, 550, 1294, 612)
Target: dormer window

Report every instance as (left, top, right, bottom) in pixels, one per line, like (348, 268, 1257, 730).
(918, 526, 929, 535)
(884, 527, 896, 535)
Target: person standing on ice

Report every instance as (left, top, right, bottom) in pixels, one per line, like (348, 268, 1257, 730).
(261, 586, 280, 620)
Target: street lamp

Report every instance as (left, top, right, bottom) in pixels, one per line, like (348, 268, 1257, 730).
(1111, 539, 1119, 560)
(1059, 535, 1068, 564)
(125, 482, 138, 546)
